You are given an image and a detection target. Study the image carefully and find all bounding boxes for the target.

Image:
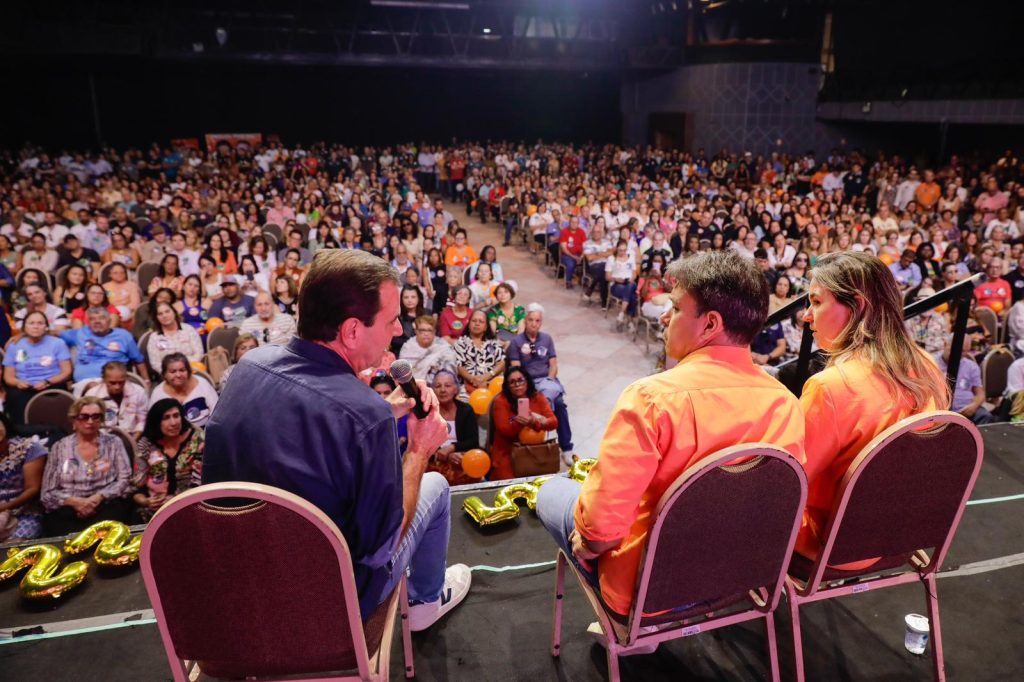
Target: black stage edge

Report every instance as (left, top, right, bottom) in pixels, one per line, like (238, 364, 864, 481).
(2, 424, 1023, 681)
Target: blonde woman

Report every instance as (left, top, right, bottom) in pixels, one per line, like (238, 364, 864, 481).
(797, 251, 950, 563)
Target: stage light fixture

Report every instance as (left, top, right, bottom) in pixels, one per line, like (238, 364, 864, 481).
(482, 27, 492, 34)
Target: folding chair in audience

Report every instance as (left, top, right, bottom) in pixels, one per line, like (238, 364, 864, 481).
(24, 389, 75, 434)
(136, 261, 161, 296)
(552, 445, 807, 682)
(974, 306, 999, 344)
(262, 223, 283, 242)
(785, 411, 984, 682)
(142, 482, 415, 682)
(981, 345, 1014, 401)
(207, 326, 241, 357)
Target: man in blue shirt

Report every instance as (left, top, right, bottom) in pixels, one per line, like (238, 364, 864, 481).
(507, 303, 575, 462)
(204, 250, 471, 628)
(208, 276, 256, 327)
(60, 307, 148, 383)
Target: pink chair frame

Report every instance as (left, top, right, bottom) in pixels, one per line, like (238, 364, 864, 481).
(785, 411, 984, 682)
(140, 482, 415, 682)
(551, 445, 808, 682)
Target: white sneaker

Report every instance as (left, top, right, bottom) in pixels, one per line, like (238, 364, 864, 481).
(560, 450, 577, 468)
(627, 322, 636, 334)
(587, 621, 659, 656)
(616, 311, 625, 324)
(407, 564, 472, 632)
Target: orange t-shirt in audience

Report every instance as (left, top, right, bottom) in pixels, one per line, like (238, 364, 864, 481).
(574, 345, 806, 616)
(796, 354, 938, 560)
(445, 245, 479, 268)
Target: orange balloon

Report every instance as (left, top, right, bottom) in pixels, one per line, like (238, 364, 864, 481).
(518, 427, 546, 445)
(989, 300, 1005, 314)
(205, 317, 225, 333)
(461, 449, 491, 478)
(190, 361, 207, 372)
(469, 388, 492, 415)
(935, 303, 949, 314)
(488, 375, 504, 396)
(879, 253, 895, 266)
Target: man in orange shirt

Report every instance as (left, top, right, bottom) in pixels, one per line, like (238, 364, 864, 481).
(914, 169, 941, 211)
(536, 251, 805, 647)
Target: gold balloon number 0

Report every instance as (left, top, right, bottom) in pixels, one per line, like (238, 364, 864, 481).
(0, 520, 142, 600)
(463, 458, 596, 527)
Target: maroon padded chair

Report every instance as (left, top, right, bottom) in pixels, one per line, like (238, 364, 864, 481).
(785, 411, 984, 682)
(141, 482, 414, 682)
(551, 445, 807, 682)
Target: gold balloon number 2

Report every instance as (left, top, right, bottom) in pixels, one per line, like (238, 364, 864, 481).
(463, 458, 596, 527)
(0, 520, 142, 600)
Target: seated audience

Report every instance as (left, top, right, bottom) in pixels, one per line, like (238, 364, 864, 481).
(637, 253, 672, 320)
(444, 228, 478, 268)
(149, 353, 219, 428)
(535, 250, 804, 631)
(70, 283, 122, 329)
(426, 370, 481, 485)
(131, 398, 205, 522)
(0, 412, 47, 540)
(439, 286, 473, 342)
(208, 275, 256, 327)
(239, 291, 298, 346)
(40, 397, 132, 535)
(605, 239, 638, 327)
(391, 284, 425, 355)
(147, 301, 204, 372)
(53, 264, 89, 316)
(175, 274, 209, 333)
(490, 366, 558, 481)
(398, 315, 459, 384)
(218, 333, 259, 389)
(14, 283, 70, 331)
(103, 262, 142, 325)
(798, 251, 951, 562)
(273, 274, 299, 318)
(468, 262, 498, 308)
(934, 334, 994, 425)
(507, 304, 574, 461)
(3, 311, 73, 424)
(454, 309, 506, 391)
(147, 254, 184, 298)
(487, 282, 525, 343)
(975, 258, 1011, 312)
(62, 307, 149, 384)
(84, 361, 148, 439)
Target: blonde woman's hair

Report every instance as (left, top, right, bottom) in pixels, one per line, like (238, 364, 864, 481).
(810, 251, 950, 411)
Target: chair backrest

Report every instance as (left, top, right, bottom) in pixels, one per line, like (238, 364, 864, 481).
(262, 223, 283, 242)
(104, 426, 137, 459)
(208, 325, 240, 356)
(141, 482, 372, 679)
(24, 389, 75, 433)
(974, 306, 999, 342)
(16, 267, 52, 293)
(137, 261, 161, 295)
(98, 261, 115, 284)
(630, 445, 807, 633)
(810, 411, 983, 585)
(981, 346, 1015, 399)
(54, 264, 71, 290)
(263, 232, 279, 251)
(194, 370, 217, 391)
(126, 371, 151, 395)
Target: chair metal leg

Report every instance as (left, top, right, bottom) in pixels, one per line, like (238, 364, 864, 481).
(765, 612, 781, 682)
(400, 577, 415, 679)
(924, 574, 946, 681)
(552, 553, 566, 657)
(606, 646, 621, 682)
(786, 582, 806, 682)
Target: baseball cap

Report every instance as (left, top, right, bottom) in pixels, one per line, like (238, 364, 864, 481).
(221, 274, 240, 286)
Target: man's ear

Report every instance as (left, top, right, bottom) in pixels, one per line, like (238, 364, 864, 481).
(702, 309, 726, 341)
(337, 318, 361, 349)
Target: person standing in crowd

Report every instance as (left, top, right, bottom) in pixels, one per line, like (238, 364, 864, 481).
(535, 251, 804, 647)
(507, 304, 574, 464)
(204, 250, 471, 630)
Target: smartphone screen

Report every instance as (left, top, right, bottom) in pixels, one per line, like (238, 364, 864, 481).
(517, 398, 531, 419)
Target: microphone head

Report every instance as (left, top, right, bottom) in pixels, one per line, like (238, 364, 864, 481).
(389, 359, 414, 385)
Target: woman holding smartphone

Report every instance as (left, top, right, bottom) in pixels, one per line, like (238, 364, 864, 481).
(489, 366, 558, 481)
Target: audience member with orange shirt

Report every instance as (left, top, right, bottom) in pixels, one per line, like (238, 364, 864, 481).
(536, 251, 806, 642)
(444, 229, 479, 268)
(796, 251, 949, 562)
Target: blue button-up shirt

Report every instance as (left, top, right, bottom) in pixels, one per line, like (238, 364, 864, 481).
(203, 338, 404, 618)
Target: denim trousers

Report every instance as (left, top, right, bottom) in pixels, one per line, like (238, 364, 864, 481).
(378, 471, 450, 605)
(535, 477, 599, 589)
(535, 377, 574, 452)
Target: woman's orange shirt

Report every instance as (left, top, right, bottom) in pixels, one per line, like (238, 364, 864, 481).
(445, 245, 479, 268)
(490, 392, 557, 481)
(796, 355, 938, 559)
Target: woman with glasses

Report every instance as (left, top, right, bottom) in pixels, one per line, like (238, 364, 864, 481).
(489, 366, 558, 481)
(40, 397, 132, 535)
(131, 398, 205, 522)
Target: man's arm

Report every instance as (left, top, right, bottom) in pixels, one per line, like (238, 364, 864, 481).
(961, 385, 985, 418)
(548, 356, 558, 379)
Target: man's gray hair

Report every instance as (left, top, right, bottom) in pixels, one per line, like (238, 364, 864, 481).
(526, 302, 545, 316)
(87, 306, 111, 318)
(664, 250, 769, 345)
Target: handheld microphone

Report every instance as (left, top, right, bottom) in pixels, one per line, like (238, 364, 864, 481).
(389, 359, 430, 419)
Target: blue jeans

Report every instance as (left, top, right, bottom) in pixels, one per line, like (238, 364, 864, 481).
(504, 216, 518, 244)
(536, 377, 573, 452)
(379, 472, 450, 605)
(561, 254, 581, 283)
(536, 477, 599, 589)
(610, 281, 638, 316)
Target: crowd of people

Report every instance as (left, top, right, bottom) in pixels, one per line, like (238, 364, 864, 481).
(1, 139, 1023, 546)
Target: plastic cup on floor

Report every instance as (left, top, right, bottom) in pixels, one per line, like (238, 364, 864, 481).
(904, 613, 929, 655)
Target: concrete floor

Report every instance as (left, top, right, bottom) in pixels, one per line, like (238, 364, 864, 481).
(459, 208, 660, 459)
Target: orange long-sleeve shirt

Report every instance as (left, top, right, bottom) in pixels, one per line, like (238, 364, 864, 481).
(574, 345, 806, 616)
(796, 355, 938, 559)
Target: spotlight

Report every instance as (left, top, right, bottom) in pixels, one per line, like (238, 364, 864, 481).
(482, 27, 492, 34)
(215, 27, 228, 47)
(862, 102, 872, 113)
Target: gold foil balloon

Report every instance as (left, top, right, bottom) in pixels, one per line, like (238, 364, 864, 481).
(64, 520, 143, 567)
(0, 545, 89, 600)
(463, 459, 596, 527)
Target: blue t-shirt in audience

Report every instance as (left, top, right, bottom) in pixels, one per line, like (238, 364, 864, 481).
(209, 295, 256, 327)
(3, 335, 71, 384)
(507, 331, 558, 382)
(60, 327, 145, 381)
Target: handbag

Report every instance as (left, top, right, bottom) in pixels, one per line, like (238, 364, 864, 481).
(510, 438, 561, 477)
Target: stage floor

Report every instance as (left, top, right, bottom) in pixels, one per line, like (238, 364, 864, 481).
(2, 423, 1023, 681)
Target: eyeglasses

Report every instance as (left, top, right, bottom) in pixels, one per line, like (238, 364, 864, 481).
(507, 378, 527, 386)
(76, 413, 103, 422)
